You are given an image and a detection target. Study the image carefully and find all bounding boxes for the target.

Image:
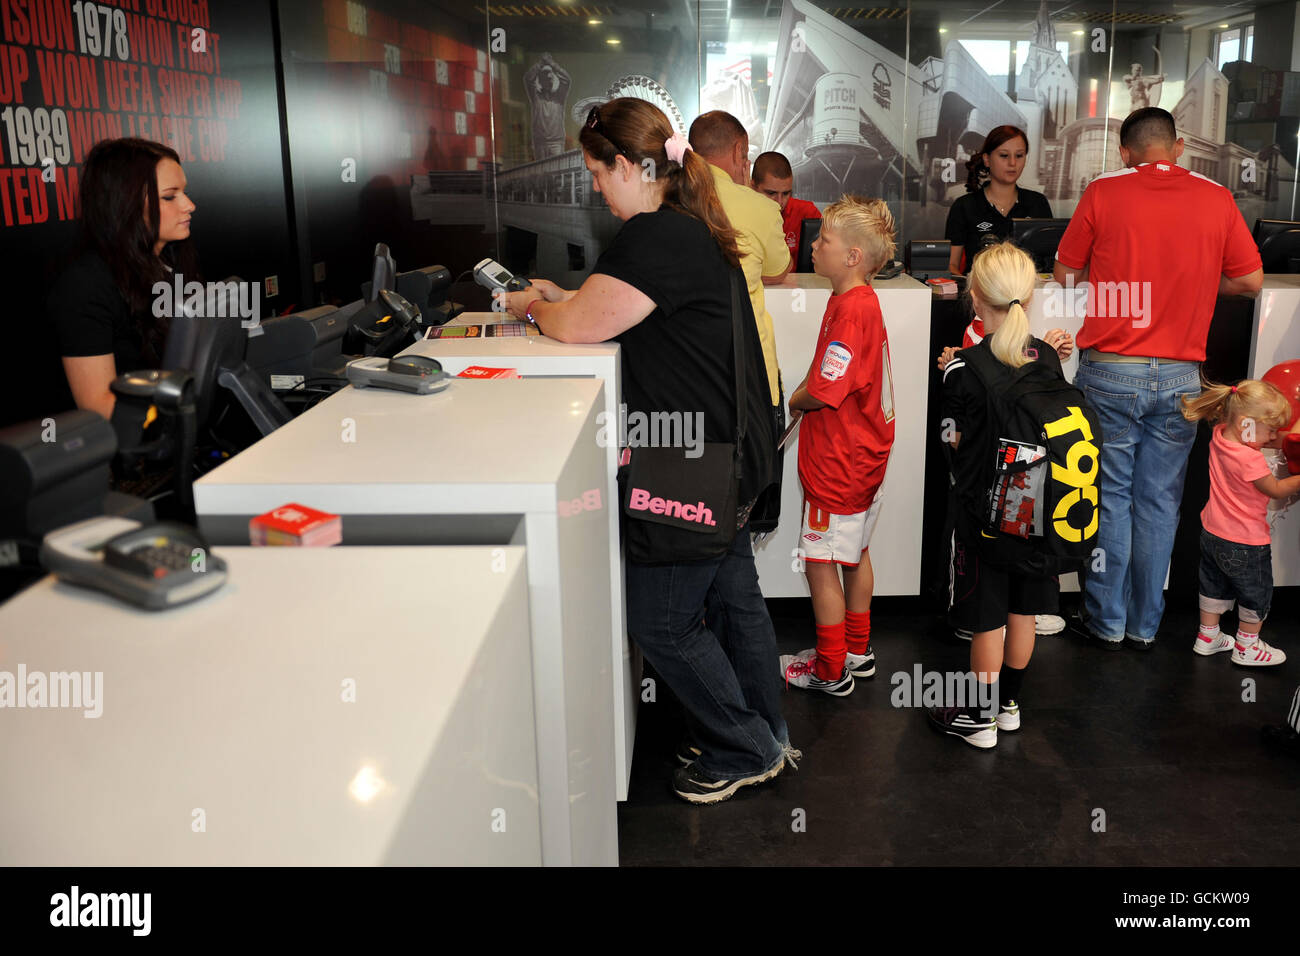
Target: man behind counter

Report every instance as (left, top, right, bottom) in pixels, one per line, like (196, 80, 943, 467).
(751, 150, 821, 257)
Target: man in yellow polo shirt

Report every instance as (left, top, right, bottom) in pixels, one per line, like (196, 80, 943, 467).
(689, 110, 792, 533)
(688, 111, 792, 409)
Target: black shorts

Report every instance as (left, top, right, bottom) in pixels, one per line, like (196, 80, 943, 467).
(948, 523, 1060, 633)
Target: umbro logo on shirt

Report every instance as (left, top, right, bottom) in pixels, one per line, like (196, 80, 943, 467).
(976, 221, 993, 230)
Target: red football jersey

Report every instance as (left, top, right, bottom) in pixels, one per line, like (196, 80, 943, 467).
(797, 284, 896, 514)
(782, 197, 822, 252)
(1055, 162, 1260, 361)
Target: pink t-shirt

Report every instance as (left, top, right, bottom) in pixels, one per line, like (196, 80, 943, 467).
(1201, 424, 1274, 545)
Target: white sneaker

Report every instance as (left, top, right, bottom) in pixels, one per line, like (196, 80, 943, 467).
(1232, 638, 1287, 667)
(780, 648, 854, 696)
(845, 648, 876, 678)
(995, 700, 1020, 732)
(1193, 631, 1234, 656)
(1035, 614, 1066, 635)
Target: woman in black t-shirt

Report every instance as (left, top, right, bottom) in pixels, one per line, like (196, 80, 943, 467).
(49, 138, 198, 419)
(500, 97, 793, 804)
(944, 125, 1052, 275)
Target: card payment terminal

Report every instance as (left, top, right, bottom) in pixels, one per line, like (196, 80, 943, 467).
(40, 516, 229, 610)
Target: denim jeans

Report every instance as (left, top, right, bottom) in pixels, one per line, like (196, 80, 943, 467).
(1198, 527, 1273, 621)
(625, 524, 787, 779)
(1074, 355, 1201, 642)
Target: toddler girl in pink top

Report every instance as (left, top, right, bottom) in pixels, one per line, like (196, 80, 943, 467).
(1182, 379, 1300, 666)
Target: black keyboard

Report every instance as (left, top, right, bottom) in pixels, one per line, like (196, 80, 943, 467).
(113, 468, 176, 501)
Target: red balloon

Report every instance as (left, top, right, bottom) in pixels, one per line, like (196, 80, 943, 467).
(1262, 360, 1300, 432)
(1284, 432, 1300, 475)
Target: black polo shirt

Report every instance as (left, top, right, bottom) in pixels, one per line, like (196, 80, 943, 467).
(944, 187, 1053, 272)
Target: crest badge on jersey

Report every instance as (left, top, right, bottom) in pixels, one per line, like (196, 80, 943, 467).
(820, 341, 852, 381)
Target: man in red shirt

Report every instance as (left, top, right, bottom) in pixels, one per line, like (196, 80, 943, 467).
(1053, 107, 1263, 650)
(751, 151, 821, 256)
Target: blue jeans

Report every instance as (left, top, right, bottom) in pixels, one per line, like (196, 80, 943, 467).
(1074, 355, 1201, 642)
(625, 525, 787, 779)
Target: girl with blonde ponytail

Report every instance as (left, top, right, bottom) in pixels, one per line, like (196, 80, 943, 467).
(968, 240, 1037, 369)
(1180, 378, 1300, 666)
(928, 240, 1076, 749)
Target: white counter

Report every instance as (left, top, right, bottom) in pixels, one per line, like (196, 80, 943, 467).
(193, 378, 616, 866)
(398, 319, 637, 803)
(760, 273, 932, 596)
(1250, 277, 1300, 587)
(0, 547, 540, 866)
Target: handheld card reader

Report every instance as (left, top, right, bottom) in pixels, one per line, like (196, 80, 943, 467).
(40, 516, 228, 610)
(473, 257, 532, 294)
(345, 353, 451, 394)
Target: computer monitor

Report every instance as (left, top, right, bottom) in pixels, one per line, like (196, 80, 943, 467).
(161, 280, 292, 436)
(1011, 218, 1071, 273)
(1254, 219, 1300, 273)
(363, 242, 396, 303)
(796, 218, 822, 273)
(905, 239, 951, 281)
(395, 265, 453, 324)
(247, 304, 338, 387)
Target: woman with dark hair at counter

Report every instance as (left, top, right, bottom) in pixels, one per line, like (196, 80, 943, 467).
(944, 125, 1052, 277)
(49, 138, 198, 420)
(500, 97, 797, 805)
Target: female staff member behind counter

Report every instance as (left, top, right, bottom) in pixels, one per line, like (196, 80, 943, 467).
(944, 125, 1051, 276)
(500, 97, 797, 805)
(49, 138, 198, 420)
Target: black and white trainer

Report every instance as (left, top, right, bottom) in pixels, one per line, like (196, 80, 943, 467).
(927, 706, 998, 749)
(845, 647, 876, 678)
(995, 699, 1020, 732)
(675, 742, 702, 767)
(780, 649, 854, 696)
(671, 754, 785, 805)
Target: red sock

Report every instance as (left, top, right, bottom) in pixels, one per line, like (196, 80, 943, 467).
(845, 609, 871, 655)
(815, 621, 846, 681)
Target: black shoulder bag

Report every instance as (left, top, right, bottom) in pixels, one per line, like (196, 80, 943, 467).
(618, 269, 753, 564)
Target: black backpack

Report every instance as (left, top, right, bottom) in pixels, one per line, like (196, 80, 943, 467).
(959, 343, 1103, 575)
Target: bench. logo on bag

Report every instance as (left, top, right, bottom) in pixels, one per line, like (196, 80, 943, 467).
(627, 488, 717, 526)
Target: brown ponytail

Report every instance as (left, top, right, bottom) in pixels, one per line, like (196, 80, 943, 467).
(663, 148, 741, 267)
(579, 97, 741, 267)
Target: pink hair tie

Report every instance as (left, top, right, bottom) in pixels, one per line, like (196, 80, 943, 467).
(1231, 385, 1238, 393)
(665, 133, 691, 165)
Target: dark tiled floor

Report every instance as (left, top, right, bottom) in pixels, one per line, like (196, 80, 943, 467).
(617, 589, 1300, 866)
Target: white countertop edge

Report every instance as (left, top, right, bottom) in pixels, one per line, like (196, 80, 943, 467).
(193, 482, 560, 515)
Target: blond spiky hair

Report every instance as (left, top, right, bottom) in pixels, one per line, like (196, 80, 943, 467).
(821, 195, 896, 274)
